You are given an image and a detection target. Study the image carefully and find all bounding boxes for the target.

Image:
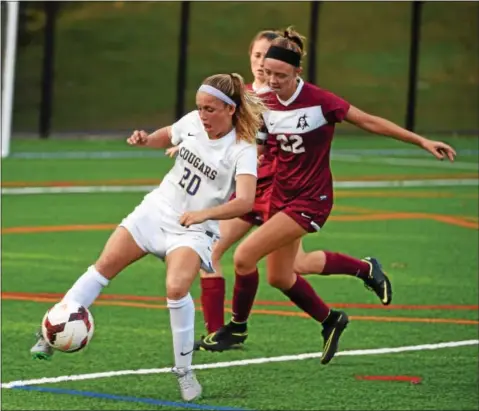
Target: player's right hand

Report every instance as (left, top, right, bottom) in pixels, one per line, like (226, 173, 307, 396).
(165, 146, 180, 158)
(127, 130, 149, 146)
(421, 139, 456, 162)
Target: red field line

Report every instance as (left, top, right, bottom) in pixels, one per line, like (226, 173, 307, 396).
(247, 308, 479, 326)
(335, 205, 478, 224)
(333, 212, 479, 229)
(2, 173, 477, 188)
(334, 205, 479, 228)
(3, 294, 477, 326)
(355, 375, 422, 383)
(2, 210, 478, 234)
(2, 292, 478, 312)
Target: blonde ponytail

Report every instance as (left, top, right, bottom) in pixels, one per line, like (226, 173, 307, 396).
(202, 73, 266, 144)
(229, 73, 266, 143)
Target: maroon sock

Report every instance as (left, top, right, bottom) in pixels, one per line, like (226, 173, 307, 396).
(322, 251, 370, 279)
(200, 277, 225, 334)
(282, 275, 330, 323)
(232, 269, 259, 323)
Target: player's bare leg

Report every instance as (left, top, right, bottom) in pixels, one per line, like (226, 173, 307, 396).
(262, 216, 349, 364)
(166, 247, 203, 401)
(198, 218, 253, 334)
(293, 242, 392, 305)
(199, 212, 350, 364)
(31, 227, 147, 360)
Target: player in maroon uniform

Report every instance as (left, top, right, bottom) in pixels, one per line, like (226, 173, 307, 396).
(196, 27, 456, 364)
(196, 29, 393, 338)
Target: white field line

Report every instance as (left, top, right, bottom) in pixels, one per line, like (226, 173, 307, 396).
(2, 339, 477, 389)
(2, 179, 478, 196)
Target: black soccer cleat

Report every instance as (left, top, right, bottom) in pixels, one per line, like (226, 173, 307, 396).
(362, 257, 393, 305)
(194, 321, 248, 352)
(321, 310, 349, 365)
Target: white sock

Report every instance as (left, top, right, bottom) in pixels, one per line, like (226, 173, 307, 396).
(167, 293, 195, 371)
(62, 265, 109, 308)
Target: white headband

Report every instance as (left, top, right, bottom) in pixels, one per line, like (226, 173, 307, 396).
(198, 84, 237, 107)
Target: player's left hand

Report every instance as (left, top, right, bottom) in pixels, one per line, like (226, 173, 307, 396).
(421, 139, 456, 162)
(179, 210, 210, 228)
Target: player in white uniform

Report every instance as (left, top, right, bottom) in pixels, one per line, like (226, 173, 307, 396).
(30, 73, 265, 402)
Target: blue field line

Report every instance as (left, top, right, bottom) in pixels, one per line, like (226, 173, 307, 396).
(13, 385, 250, 410)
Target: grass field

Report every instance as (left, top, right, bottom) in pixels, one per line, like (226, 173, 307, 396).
(12, 2, 479, 133)
(1, 135, 479, 410)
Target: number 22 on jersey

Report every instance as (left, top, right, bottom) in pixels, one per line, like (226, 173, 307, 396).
(277, 134, 305, 154)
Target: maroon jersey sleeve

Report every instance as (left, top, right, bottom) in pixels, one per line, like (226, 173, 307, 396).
(320, 91, 350, 123)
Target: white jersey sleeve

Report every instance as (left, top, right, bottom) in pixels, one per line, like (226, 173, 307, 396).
(235, 144, 258, 179)
(170, 111, 199, 146)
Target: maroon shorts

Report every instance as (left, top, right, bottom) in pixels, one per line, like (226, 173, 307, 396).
(269, 199, 333, 233)
(231, 175, 273, 227)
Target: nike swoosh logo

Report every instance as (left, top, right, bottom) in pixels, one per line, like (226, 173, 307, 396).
(301, 213, 311, 219)
(180, 349, 194, 356)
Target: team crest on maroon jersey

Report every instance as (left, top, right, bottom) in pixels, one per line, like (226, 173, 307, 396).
(296, 114, 309, 130)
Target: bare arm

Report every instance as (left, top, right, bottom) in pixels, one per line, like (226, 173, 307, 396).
(345, 106, 456, 161)
(126, 126, 173, 149)
(179, 174, 257, 227)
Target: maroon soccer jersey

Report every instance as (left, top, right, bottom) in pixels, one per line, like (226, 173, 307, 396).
(264, 79, 350, 232)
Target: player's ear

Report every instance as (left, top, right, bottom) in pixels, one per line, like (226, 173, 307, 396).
(296, 67, 303, 77)
(227, 104, 236, 117)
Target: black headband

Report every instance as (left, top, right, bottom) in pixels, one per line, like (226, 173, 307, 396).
(264, 46, 301, 67)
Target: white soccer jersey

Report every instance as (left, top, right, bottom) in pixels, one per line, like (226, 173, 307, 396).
(144, 110, 258, 236)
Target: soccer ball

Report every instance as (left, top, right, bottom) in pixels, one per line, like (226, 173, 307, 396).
(41, 301, 94, 353)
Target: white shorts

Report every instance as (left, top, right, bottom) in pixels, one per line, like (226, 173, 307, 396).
(119, 199, 215, 273)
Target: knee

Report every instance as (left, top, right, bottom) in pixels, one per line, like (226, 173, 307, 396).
(166, 278, 189, 301)
(234, 245, 256, 275)
(267, 273, 293, 290)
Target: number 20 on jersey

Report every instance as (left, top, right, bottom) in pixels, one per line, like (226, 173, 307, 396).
(179, 167, 201, 195)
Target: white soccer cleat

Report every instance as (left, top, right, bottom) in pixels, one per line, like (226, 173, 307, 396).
(172, 367, 202, 401)
(30, 330, 54, 360)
